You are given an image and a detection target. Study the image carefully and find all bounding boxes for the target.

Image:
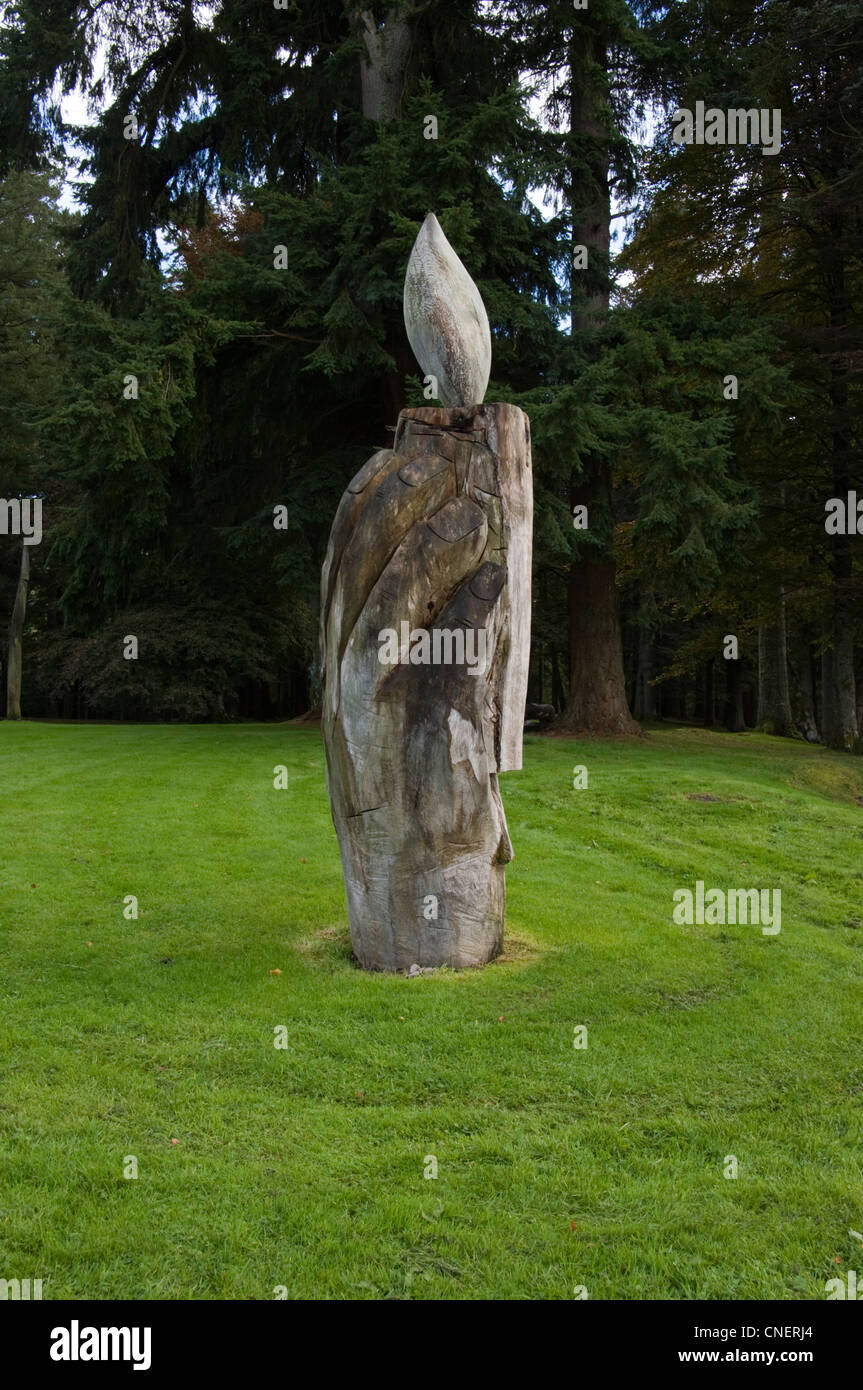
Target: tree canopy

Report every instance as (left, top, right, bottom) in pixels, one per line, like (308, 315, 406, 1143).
(0, 0, 859, 746)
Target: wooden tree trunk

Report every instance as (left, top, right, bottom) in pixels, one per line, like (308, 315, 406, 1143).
(555, 30, 639, 739)
(787, 622, 819, 743)
(633, 611, 656, 722)
(724, 657, 746, 733)
(823, 204, 858, 751)
(825, 588, 858, 751)
(347, 4, 412, 122)
(559, 556, 641, 735)
(703, 657, 715, 727)
(321, 403, 532, 971)
(757, 592, 796, 736)
(6, 540, 30, 720)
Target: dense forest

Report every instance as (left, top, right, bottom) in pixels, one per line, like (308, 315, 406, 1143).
(0, 0, 860, 748)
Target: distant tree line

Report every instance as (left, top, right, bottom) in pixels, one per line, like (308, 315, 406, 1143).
(0, 1, 860, 747)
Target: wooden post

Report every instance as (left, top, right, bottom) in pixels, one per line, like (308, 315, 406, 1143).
(321, 401, 532, 970)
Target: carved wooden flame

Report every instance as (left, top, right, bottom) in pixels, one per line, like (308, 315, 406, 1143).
(403, 213, 491, 407)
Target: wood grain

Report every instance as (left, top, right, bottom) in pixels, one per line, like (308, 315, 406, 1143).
(321, 402, 532, 970)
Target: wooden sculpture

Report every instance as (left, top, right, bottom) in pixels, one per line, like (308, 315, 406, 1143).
(321, 214, 533, 971)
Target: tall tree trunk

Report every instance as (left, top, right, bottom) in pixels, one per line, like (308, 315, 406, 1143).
(821, 647, 839, 745)
(757, 592, 796, 736)
(787, 622, 819, 743)
(664, 675, 684, 721)
(820, 184, 858, 749)
(551, 645, 565, 711)
(830, 597, 858, 751)
(6, 540, 30, 720)
(703, 658, 715, 728)
(565, 559, 640, 734)
(633, 618, 656, 721)
(693, 664, 705, 723)
(347, 5, 412, 122)
(724, 657, 745, 733)
(556, 25, 639, 737)
(633, 589, 657, 721)
(345, 5, 414, 430)
(825, 488, 858, 752)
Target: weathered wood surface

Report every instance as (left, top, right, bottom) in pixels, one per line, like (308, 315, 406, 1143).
(321, 402, 532, 971)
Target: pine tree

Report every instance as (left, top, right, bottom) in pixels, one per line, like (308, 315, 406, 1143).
(0, 167, 65, 717)
(5, 1, 567, 717)
(630, 0, 863, 749)
(505, 0, 678, 734)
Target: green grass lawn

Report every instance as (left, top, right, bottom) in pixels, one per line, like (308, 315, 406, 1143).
(1, 720, 862, 1300)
